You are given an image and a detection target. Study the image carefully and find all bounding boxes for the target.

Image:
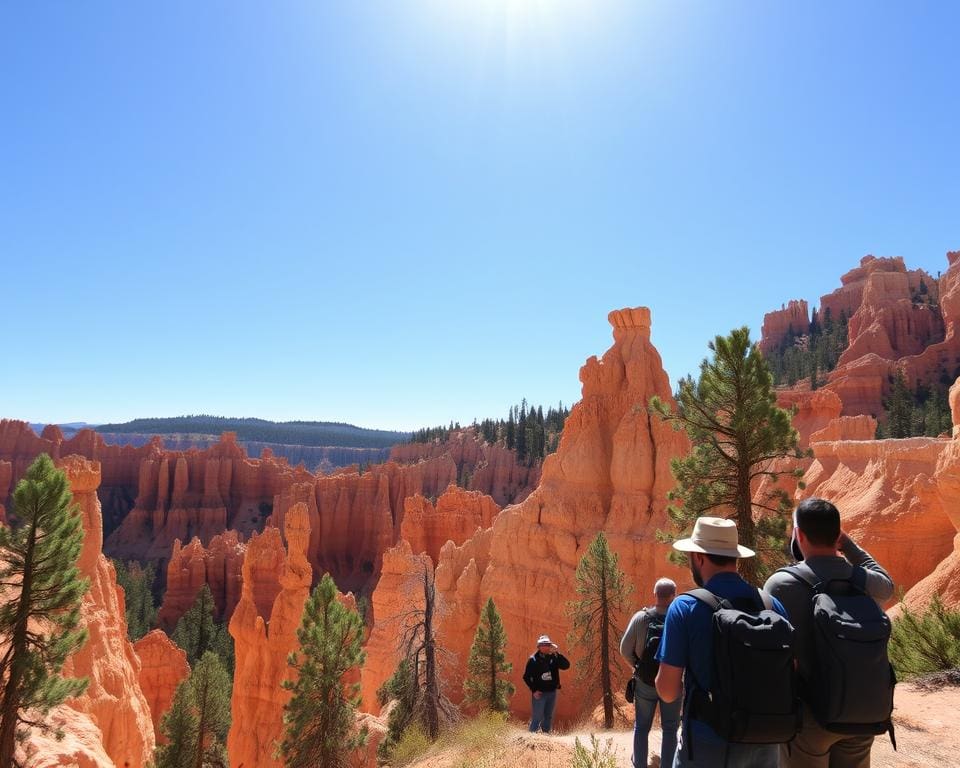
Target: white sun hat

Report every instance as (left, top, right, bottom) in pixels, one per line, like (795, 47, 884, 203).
(537, 635, 556, 646)
(672, 516, 755, 559)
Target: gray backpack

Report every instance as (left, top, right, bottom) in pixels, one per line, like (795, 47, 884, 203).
(778, 565, 897, 747)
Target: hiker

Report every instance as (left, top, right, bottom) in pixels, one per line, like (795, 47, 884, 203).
(655, 516, 794, 767)
(621, 577, 680, 768)
(522, 634, 570, 733)
(765, 498, 896, 768)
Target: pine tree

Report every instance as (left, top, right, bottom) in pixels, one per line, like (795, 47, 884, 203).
(114, 559, 157, 641)
(0, 454, 89, 763)
(154, 683, 198, 768)
(172, 584, 233, 673)
(886, 370, 913, 439)
(279, 573, 367, 768)
(651, 327, 806, 584)
(155, 652, 231, 768)
(463, 597, 514, 713)
(566, 532, 632, 729)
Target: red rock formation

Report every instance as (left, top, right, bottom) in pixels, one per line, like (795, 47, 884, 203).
(362, 307, 690, 724)
(268, 456, 459, 595)
(133, 630, 190, 737)
(759, 300, 809, 354)
(391, 431, 540, 506)
(0, 459, 10, 521)
(106, 432, 313, 561)
(776, 389, 843, 447)
(158, 530, 246, 629)
(57, 455, 155, 767)
(227, 504, 313, 768)
(808, 415, 877, 443)
(801, 437, 956, 597)
(18, 707, 115, 768)
(359, 540, 434, 713)
(400, 485, 499, 564)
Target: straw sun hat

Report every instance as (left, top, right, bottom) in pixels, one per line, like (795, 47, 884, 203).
(672, 516, 756, 559)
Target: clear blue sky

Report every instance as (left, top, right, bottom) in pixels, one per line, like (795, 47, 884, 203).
(2, 2, 958, 431)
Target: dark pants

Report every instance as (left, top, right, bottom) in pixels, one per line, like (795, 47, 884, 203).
(781, 709, 873, 768)
(529, 690, 558, 733)
(634, 680, 681, 767)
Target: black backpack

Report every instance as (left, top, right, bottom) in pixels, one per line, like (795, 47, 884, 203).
(778, 565, 897, 746)
(636, 609, 665, 686)
(686, 588, 800, 746)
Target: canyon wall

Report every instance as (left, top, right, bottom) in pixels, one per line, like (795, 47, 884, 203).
(133, 629, 190, 738)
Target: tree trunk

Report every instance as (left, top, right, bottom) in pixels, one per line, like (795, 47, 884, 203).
(0, 518, 38, 764)
(737, 460, 758, 586)
(422, 569, 440, 740)
(600, 564, 613, 729)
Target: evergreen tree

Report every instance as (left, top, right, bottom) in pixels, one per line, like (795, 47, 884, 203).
(0, 454, 89, 762)
(566, 532, 632, 729)
(886, 370, 913, 438)
(154, 683, 198, 768)
(279, 573, 367, 768)
(172, 584, 234, 674)
(651, 327, 806, 584)
(155, 651, 231, 768)
(463, 597, 514, 713)
(114, 559, 157, 641)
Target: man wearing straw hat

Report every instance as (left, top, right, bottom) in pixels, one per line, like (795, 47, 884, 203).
(654, 516, 787, 767)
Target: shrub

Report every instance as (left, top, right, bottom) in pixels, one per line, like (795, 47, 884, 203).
(889, 595, 960, 678)
(387, 723, 432, 766)
(571, 734, 618, 768)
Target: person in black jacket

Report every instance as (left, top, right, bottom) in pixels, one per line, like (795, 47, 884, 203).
(522, 634, 570, 733)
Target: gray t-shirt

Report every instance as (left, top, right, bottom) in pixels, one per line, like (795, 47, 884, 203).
(763, 538, 894, 682)
(620, 606, 663, 669)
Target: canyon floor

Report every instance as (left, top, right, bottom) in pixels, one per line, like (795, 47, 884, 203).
(399, 683, 960, 768)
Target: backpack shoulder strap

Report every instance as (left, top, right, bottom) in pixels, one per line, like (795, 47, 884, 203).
(849, 565, 868, 593)
(776, 563, 823, 592)
(684, 588, 725, 611)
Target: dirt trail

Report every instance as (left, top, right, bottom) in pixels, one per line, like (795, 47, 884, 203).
(405, 683, 960, 767)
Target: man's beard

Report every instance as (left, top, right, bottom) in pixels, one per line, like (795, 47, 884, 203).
(689, 557, 704, 587)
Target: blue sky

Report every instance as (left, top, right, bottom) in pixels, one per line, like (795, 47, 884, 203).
(2, 2, 958, 431)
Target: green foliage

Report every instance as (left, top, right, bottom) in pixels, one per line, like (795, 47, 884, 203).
(0, 454, 90, 760)
(171, 584, 234, 675)
(95, 415, 408, 449)
(377, 660, 419, 761)
(113, 559, 157, 641)
(386, 723, 432, 766)
(566, 532, 632, 729)
(279, 573, 367, 768)
(876, 370, 953, 439)
(571, 734, 619, 768)
(154, 651, 231, 768)
(411, 400, 570, 467)
(889, 596, 960, 678)
(464, 598, 514, 713)
(764, 309, 849, 386)
(651, 327, 806, 584)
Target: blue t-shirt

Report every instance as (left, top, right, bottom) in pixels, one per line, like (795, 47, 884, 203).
(655, 571, 788, 745)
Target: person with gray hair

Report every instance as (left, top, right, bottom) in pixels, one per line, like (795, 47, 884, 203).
(621, 576, 680, 767)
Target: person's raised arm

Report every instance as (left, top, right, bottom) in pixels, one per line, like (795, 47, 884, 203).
(839, 531, 894, 602)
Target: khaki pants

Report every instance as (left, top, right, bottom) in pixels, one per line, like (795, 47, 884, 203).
(782, 710, 873, 768)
